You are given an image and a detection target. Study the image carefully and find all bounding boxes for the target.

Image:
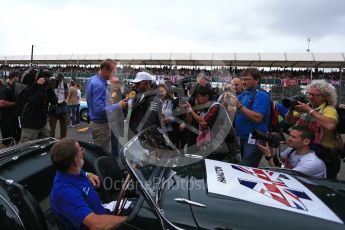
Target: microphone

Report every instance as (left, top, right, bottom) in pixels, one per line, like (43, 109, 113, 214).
(128, 91, 137, 99)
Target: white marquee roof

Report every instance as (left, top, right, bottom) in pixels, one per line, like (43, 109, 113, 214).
(1, 52, 345, 68)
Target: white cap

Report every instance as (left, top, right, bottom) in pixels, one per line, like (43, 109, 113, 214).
(131, 72, 154, 83)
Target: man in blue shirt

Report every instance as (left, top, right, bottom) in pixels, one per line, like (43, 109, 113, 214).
(50, 138, 126, 229)
(86, 59, 127, 153)
(233, 68, 271, 167)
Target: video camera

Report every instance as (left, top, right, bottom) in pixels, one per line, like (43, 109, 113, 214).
(282, 95, 308, 109)
(251, 130, 283, 148)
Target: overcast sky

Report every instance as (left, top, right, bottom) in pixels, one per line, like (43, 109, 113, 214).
(0, 0, 344, 56)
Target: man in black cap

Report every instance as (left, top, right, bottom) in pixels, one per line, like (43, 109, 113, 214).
(0, 71, 20, 146)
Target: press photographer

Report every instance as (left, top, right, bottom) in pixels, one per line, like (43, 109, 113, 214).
(257, 125, 326, 179)
(20, 68, 58, 143)
(251, 129, 283, 148)
(284, 80, 340, 179)
(282, 95, 308, 109)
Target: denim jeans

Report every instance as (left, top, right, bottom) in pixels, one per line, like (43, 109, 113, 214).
(240, 139, 263, 168)
(69, 105, 78, 125)
(76, 104, 80, 124)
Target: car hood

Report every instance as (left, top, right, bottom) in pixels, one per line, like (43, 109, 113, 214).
(122, 128, 345, 229)
(183, 159, 345, 230)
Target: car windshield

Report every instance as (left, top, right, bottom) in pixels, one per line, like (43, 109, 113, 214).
(121, 127, 203, 203)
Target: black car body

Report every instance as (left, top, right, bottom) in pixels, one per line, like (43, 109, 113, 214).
(1, 129, 345, 229)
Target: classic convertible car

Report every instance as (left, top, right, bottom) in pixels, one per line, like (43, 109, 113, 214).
(1, 128, 345, 229)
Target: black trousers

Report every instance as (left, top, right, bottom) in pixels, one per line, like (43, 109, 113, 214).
(0, 118, 20, 145)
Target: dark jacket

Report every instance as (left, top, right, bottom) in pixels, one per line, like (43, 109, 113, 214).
(129, 91, 162, 138)
(0, 82, 16, 121)
(21, 83, 58, 129)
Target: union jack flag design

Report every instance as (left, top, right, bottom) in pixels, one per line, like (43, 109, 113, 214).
(232, 165, 312, 211)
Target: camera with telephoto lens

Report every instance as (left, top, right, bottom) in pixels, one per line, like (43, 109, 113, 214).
(21, 67, 53, 87)
(251, 129, 282, 148)
(282, 95, 308, 109)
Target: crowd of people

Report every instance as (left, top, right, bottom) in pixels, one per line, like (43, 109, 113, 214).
(1, 59, 344, 229)
(1, 64, 343, 81)
(0, 61, 343, 175)
(0, 68, 82, 146)
(0, 61, 344, 176)
(81, 60, 343, 179)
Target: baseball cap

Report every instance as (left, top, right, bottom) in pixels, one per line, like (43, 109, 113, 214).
(131, 72, 154, 83)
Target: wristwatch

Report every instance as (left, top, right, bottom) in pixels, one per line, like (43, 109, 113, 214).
(265, 155, 273, 161)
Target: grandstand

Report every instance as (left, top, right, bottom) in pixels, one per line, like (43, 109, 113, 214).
(1, 52, 344, 103)
(1, 52, 345, 67)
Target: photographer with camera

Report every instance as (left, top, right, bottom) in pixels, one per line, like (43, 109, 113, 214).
(20, 68, 58, 143)
(257, 125, 326, 179)
(284, 80, 340, 179)
(180, 73, 212, 149)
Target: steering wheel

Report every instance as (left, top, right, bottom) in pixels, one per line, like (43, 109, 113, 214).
(114, 173, 132, 215)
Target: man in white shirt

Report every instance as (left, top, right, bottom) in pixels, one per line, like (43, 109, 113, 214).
(257, 125, 326, 178)
(48, 73, 69, 139)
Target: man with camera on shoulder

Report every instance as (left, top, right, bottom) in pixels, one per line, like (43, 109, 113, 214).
(257, 125, 326, 179)
(21, 68, 58, 143)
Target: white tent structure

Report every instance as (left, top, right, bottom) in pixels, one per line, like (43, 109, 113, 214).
(1, 52, 345, 68)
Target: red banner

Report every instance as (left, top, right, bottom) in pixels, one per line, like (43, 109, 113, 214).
(282, 79, 298, 87)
